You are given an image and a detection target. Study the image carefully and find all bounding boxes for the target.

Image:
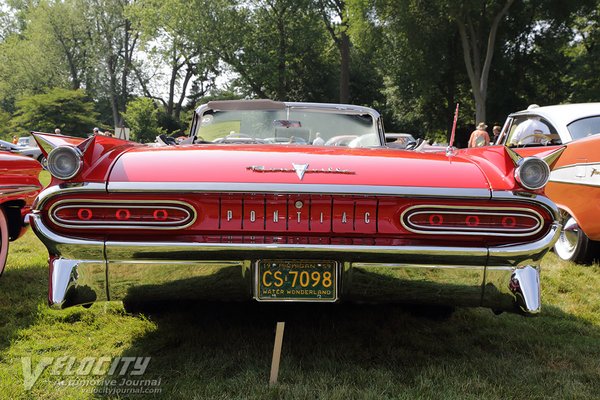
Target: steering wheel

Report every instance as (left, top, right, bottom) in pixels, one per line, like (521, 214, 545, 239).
(517, 133, 552, 146)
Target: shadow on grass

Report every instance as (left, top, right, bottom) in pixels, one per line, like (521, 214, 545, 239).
(93, 301, 600, 399)
(0, 265, 47, 352)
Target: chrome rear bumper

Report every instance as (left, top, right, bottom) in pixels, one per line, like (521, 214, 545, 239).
(31, 214, 560, 314)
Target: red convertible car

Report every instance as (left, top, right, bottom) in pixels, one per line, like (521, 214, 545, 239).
(0, 151, 42, 275)
(31, 100, 562, 315)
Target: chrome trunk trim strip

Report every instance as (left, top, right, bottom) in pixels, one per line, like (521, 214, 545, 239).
(105, 182, 491, 198)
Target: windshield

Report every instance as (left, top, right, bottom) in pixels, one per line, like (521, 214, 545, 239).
(567, 116, 600, 141)
(195, 108, 381, 147)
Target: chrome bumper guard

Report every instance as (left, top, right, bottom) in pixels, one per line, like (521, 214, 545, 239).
(30, 213, 560, 315)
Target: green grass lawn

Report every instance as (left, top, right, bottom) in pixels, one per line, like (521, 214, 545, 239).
(0, 228, 599, 399)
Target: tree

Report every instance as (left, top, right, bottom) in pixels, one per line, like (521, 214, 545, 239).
(9, 88, 98, 137)
(450, 0, 515, 124)
(203, 0, 337, 101)
(367, 0, 469, 140)
(121, 97, 165, 143)
(87, 0, 140, 128)
(128, 0, 219, 122)
(316, 0, 351, 103)
(27, 0, 91, 90)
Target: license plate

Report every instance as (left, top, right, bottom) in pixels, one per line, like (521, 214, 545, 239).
(255, 260, 338, 301)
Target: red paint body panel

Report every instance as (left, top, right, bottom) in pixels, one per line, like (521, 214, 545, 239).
(108, 145, 498, 189)
(40, 192, 553, 247)
(0, 153, 41, 191)
(0, 152, 42, 236)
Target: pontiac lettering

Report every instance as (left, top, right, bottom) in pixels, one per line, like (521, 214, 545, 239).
(221, 198, 376, 232)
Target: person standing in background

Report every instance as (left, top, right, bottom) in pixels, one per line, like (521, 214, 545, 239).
(491, 125, 501, 144)
(468, 122, 490, 147)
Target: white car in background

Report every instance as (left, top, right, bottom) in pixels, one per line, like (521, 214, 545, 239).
(498, 103, 600, 263)
(497, 103, 600, 147)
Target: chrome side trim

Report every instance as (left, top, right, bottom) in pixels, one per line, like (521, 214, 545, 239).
(488, 223, 560, 265)
(401, 205, 544, 237)
(48, 199, 197, 230)
(30, 214, 105, 260)
(106, 182, 491, 198)
(0, 185, 41, 196)
(490, 192, 560, 222)
(34, 182, 107, 211)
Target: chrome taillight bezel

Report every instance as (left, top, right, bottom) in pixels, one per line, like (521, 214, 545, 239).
(48, 199, 197, 230)
(401, 205, 545, 237)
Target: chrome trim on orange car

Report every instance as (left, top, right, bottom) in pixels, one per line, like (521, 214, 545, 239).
(549, 162, 600, 187)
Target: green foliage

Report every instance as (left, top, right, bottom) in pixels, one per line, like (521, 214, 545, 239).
(1, 230, 600, 399)
(9, 88, 98, 137)
(0, 109, 12, 140)
(0, 0, 597, 145)
(122, 97, 165, 143)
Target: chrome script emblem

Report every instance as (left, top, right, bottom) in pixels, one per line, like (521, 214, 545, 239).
(246, 164, 356, 179)
(292, 163, 309, 180)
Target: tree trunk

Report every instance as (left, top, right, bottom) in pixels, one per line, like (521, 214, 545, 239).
(339, 31, 350, 103)
(456, 0, 514, 124)
(276, 14, 287, 100)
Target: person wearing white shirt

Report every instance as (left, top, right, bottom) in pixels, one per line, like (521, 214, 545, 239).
(312, 132, 325, 146)
(510, 117, 551, 145)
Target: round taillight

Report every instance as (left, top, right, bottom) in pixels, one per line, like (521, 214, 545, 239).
(515, 157, 550, 190)
(46, 146, 82, 180)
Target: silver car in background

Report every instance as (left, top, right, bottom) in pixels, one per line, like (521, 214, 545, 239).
(0, 139, 44, 163)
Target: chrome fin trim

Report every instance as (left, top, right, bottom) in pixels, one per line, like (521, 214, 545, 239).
(543, 146, 566, 169)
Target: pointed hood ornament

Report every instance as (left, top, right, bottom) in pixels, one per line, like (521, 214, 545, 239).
(292, 163, 309, 180)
